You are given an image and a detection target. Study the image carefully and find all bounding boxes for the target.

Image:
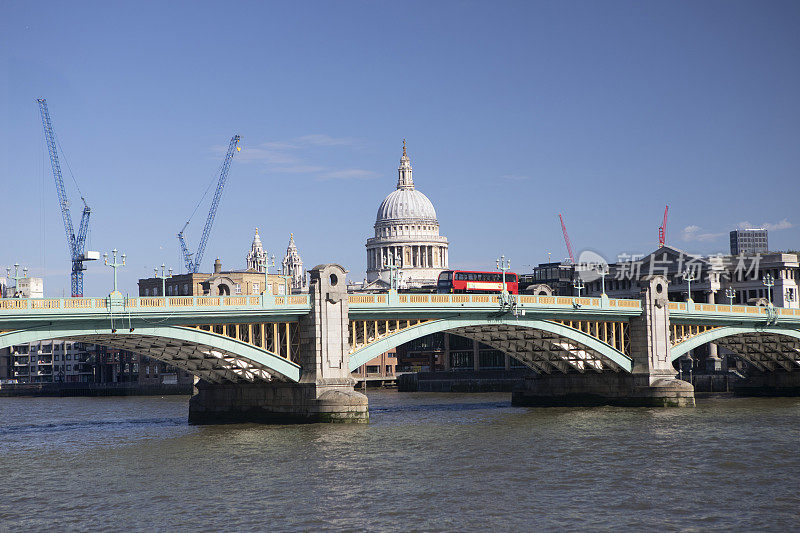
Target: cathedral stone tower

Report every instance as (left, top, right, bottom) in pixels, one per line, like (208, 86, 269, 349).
(281, 233, 307, 291)
(246, 228, 267, 272)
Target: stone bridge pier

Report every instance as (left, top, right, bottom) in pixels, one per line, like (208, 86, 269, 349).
(188, 264, 368, 424)
(513, 276, 695, 407)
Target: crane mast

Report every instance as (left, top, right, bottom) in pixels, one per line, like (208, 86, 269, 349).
(37, 98, 93, 297)
(559, 213, 575, 264)
(178, 134, 241, 273)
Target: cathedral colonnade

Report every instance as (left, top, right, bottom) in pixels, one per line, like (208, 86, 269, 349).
(368, 245, 449, 270)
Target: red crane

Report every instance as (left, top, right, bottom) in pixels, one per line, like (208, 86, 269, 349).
(658, 205, 669, 248)
(559, 214, 575, 264)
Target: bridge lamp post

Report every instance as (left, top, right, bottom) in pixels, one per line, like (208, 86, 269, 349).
(595, 265, 609, 297)
(383, 256, 400, 292)
(496, 255, 511, 293)
(725, 287, 736, 306)
(572, 277, 585, 298)
(104, 249, 125, 296)
(259, 254, 275, 295)
(682, 269, 697, 303)
(497, 255, 511, 307)
(762, 273, 775, 305)
(155, 264, 172, 298)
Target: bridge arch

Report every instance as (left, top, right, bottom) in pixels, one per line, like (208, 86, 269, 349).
(348, 317, 633, 374)
(671, 326, 800, 372)
(0, 325, 301, 383)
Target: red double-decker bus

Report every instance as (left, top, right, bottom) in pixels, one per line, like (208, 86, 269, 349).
(437, 270, 519, 294)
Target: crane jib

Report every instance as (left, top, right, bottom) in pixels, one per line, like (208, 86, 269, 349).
(178, 134, 241, 274)
(37, 98, 92, 297)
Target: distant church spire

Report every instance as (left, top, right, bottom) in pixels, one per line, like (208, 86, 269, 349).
(397, 139, 414, 190)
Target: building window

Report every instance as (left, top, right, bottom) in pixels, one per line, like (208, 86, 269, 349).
(253, 283, 260, 293)
(235, 284, 242, 295)
(66, 355, 72, 361)
(479, 350, 505, 369)
(450, 351, 473, 368)
(183, 283, 189, 294)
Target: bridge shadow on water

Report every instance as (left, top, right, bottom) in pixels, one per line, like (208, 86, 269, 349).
(0, 416, 186, 436)
(369, 399, 513, 414)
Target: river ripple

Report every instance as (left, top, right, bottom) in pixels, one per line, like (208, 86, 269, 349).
(1, 391, 799, 532)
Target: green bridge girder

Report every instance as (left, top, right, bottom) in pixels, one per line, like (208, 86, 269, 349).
(347, 316, 635, 373)
(0, 324, 301, 383)
(670, 325, 800, 362)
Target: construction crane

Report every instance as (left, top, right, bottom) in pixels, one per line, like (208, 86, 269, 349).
(37, 98, 99, 297)
(178, 134, 241, 273)
(558, 213, 575, 264)
(658, 205, 669, 248)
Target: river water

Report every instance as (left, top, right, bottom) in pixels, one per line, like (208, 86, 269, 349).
(1, 391, 798, 532)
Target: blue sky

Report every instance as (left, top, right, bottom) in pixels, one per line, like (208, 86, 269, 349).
(2, 1, 799, 296)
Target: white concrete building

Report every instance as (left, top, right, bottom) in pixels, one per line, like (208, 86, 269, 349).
(17, 277, 43, 298)
(2, 276, 43, 298)
(365, 142, 449, 289)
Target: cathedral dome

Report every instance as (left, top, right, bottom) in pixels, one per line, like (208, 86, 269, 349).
(376, 188, 437, 224)
(374, 140, 438, 225)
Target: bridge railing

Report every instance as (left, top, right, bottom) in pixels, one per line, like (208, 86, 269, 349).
(668, 301, 800, 318)
(0, 294, 311, 312)
(344, 293, 800, 319)
(3, 292, 799, 319)
(345, 293, 637, 309)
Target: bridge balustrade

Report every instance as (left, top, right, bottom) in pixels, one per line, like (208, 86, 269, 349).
(3, 293, 800, 323)
(0, 294, 311, 312)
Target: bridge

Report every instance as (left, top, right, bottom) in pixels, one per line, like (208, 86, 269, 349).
(2, 264, 800, 423)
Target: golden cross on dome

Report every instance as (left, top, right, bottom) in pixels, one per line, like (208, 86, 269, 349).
(402, 139, 406, 157)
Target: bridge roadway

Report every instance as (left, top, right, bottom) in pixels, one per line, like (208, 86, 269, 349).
(1, 266, 799, 422)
